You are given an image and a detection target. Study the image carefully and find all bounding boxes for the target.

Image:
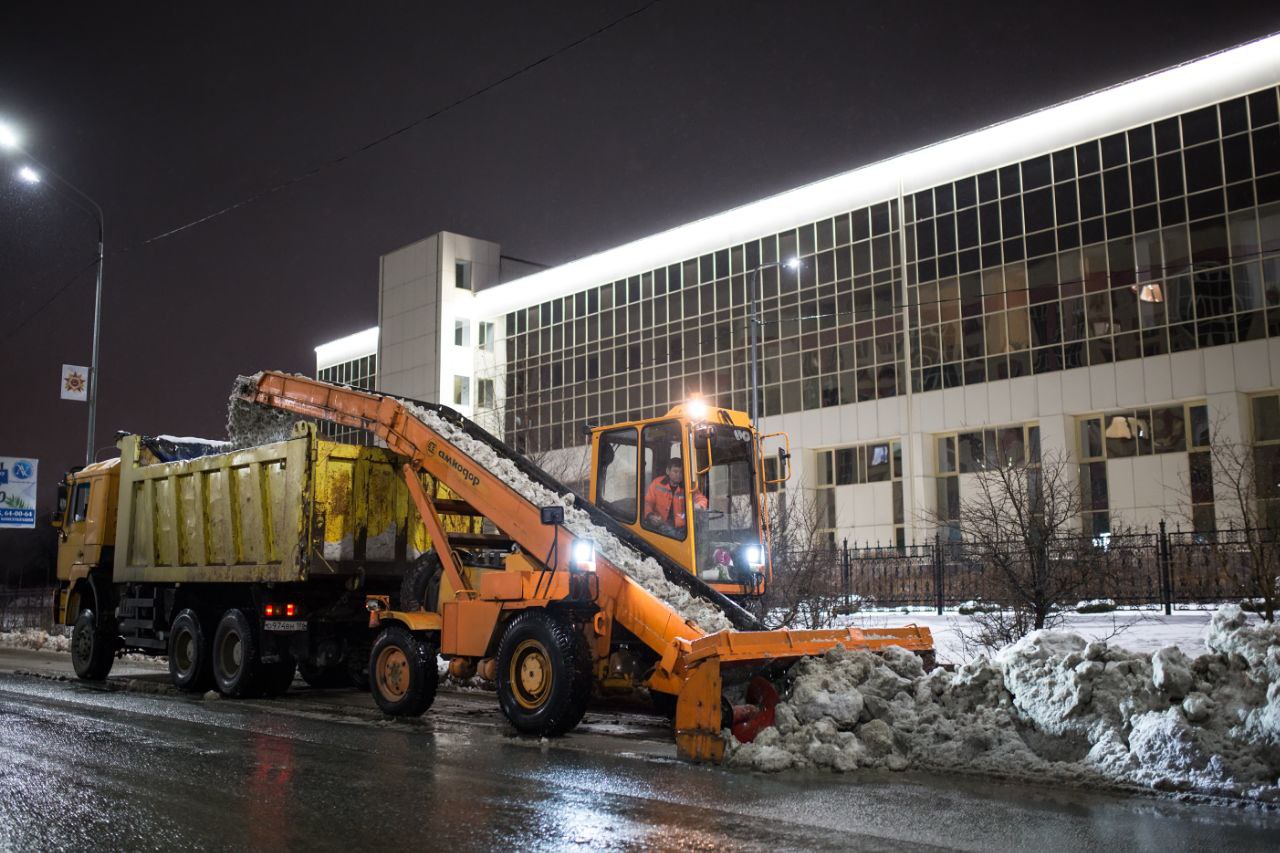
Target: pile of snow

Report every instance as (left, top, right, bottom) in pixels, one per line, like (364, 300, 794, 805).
(404, 403, 733, 634)
(727, 605, 1280, 803)
(0, 629, 70, 653)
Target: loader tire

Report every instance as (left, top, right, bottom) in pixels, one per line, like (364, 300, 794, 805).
(496, 610, 592, 737)
(259, 658, 297, 697)
(168, 608, 213, 692)
(299, 659, 351, 689)
(369, 625, 438, 717)
(71, 609, 115, 681)
(212, 608, 260, 697)
(400, 551, 443, 612)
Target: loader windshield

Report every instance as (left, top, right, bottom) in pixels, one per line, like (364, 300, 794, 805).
(692, 425, 762, 585)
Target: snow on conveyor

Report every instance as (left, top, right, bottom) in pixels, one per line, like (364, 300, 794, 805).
(402, 403, 733, 634)
(727, 605, 1280, 803)
(224, 378, 732, 634)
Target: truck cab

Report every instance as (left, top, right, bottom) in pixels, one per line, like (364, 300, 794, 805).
(51, 458, 120, 626)
(588, 399, 788, 600)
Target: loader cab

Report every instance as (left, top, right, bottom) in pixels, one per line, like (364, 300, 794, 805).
(589, 400, 789, 599)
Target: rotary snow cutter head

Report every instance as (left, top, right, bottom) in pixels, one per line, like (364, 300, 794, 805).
(670, 624, 935, 762)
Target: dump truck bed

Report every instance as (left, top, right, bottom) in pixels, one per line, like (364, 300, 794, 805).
(113, 425, 450, 584)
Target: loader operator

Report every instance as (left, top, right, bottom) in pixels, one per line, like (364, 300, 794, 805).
(644, 458, 706, 537)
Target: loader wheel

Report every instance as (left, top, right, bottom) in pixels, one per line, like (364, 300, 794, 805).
(400, 551, 443, 612)
(71, 609, 115, 681)
(168, 609, 213, 692)
(299, 659, 351, 689)
(259, 658, 297, 697)
(369, 625, 438, 717)
(496, 610, 592, 737)
(212, 608, 260, 697)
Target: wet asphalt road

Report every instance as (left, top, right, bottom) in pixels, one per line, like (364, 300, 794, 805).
(2, 653, 1279, 852)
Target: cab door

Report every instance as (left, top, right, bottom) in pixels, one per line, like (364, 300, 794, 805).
(591, 420, 698, 576)
(56, 477, 94, 582)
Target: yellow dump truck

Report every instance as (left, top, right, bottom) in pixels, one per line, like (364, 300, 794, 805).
(53, 423, 471, 695)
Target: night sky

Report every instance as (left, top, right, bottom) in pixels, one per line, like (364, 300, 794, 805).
(2, 1, 1278, 513)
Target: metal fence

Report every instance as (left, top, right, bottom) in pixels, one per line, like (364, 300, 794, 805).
(0, 586, 56, 633)
(832, 523, 1275, 612)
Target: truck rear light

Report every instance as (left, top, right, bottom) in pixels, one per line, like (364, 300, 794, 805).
(265, 604, 276, 617)
(285, 603, 296, 617)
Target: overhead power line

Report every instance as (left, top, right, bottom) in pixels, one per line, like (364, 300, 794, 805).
(140, 1, 662, 247)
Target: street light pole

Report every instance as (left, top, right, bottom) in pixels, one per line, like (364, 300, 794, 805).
(3, 124, 106, 467)
(86, 215, 105, 468)
(746, 257, 798, 426)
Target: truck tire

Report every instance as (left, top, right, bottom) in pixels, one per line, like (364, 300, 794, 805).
(212, 608, 260, 697)
(496, 610, 593, 737)
(259, 658, 297, 697)
(299, 659, 350, 689)
(369, 624, 438, 717)
(400, 551, 443, 612)
(168, 609, 213, 692)
(71, 609, 115, 681)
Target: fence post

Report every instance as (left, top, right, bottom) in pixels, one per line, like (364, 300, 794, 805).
(934, 532, 945, 615)
(841, 538, 850, 609)
(1158, 519, 1172, 616)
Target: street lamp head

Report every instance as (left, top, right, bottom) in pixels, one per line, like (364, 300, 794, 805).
(17, 165, 40, 184)
(0, 123, 17, 150)
(783, 257, 800, 270)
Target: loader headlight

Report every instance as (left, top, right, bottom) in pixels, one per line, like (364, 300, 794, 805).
(571, 539, 596, 572)
(745, 544, 765, 568)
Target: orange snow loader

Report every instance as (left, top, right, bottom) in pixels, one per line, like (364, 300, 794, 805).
(238, 371, 933, 761)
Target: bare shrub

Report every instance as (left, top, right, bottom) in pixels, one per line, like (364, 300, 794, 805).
(935, 449, 1116, 650)
(761, 493, 842, 629)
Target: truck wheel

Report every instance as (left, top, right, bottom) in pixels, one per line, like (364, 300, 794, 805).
(168, 609, 213, 692)
(369, 625, 438, 716)
(212, 608, 260, 697)
(496, 610, 592, 737)
(299, 660, 350, 689)
(259, 658, 297, 697)
(71, 609, 115, 681)
(400, 551, 443, 612)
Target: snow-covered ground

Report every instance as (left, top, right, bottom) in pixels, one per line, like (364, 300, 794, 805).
(0, 628, 69, 653)
(844, 607, 1217, 665)
(729, 605, 1280, 805)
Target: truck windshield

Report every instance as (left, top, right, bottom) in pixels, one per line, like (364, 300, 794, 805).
(692, 425, 761, 584)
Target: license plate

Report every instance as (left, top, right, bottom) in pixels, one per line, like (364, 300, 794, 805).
(263, 620, 307, 632)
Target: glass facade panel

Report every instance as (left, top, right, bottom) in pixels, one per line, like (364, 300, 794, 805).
(495, 86, 1280, 454)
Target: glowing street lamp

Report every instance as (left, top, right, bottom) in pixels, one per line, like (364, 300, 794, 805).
(1, 118, 106, 467)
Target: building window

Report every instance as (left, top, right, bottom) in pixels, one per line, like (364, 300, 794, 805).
(454, 319, 470, 348)
(1077, 403, 1210, 535)
(814, 439, 904, 546)
(477, 378, 495, 409)
(1252, 392, 1280, 528)
(936, 424, 1040, 539)
(455, 260, 472, 291)
(453, 376, 470, 406)
(316, 353, 378, 444)
(479, 321, 495, 352)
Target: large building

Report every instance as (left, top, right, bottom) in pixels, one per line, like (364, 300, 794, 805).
(319, 35, 1280, 547)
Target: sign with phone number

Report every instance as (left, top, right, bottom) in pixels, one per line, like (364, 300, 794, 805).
(0, 457, 38, 529)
